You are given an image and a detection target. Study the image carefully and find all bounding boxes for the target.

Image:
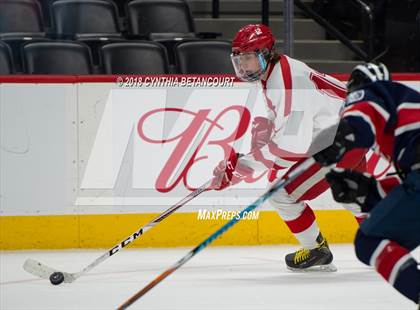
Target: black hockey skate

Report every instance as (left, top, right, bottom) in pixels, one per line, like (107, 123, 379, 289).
(285, 233, 337, 272)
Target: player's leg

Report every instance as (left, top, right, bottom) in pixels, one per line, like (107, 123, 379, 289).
(284, 148, 368, 223)
(269, 187, 334, 270)
(269, 157, 336, 270)
(270, 149, 367, 270)
(355, 230, 419, 304)
(354, 171, 420, 304)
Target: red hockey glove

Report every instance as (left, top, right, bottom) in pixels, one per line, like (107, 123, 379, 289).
(211, 152, 254, 191)
(251, 117, 274, 150)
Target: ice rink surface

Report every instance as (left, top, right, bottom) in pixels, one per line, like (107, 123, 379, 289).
(1, 245, 418, 310)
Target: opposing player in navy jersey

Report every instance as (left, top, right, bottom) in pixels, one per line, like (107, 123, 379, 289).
(313, 62, 420, 305)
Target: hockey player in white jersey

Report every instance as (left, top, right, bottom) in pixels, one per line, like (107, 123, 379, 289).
(212, 24, 368, 271)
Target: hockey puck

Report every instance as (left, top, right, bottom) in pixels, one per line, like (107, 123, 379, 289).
(49, 272, 64, 285)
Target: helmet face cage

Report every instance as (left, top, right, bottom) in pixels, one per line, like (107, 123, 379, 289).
(231, 24, 275, 81)
(231, 50, 269, 82)
(347, 62, 390, 92)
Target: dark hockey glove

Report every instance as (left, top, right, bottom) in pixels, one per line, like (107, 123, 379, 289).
(313, 120, 356, 166)
(411, 137, 420, 171)
(325, 168, 377, 212)
(251, 117, 274, 150)
(211, 152, 254, 191)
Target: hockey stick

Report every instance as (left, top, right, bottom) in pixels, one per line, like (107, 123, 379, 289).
(117, 158, 316, 310)
(23, 179, 212, 284)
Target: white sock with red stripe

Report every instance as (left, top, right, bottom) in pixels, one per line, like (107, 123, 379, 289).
(269, 188, 321, 249)
(292, 220, 320, 249)
(275, 202, 320, 249)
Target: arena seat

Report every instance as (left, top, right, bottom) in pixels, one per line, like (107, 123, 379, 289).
(0, 0, 45, 38)
(0, 41, 14, 74)
(51, 0, 121, 38)
(126, 0, 220, 66)
(175, 40, 234, 74)
(0, 0, 47, 72)
(23, 41, 93, 74)
(126, 0, 195, 37)
(101, 41, 169, 74)
(51, 0, 124, 67)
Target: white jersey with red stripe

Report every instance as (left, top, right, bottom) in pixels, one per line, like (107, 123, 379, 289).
(239, 55, 347, 172)
(232, 56, 368, 251)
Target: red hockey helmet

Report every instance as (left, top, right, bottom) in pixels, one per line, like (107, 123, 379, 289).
(232, 24, 275, 54)
(231, 24, 276, 82)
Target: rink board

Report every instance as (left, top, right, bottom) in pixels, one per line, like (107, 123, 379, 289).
(0, 210, 358, 249)
(1, 74, 419, 250)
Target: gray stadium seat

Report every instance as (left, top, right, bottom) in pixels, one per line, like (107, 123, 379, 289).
(23, 41, 93, 74)
(0, 41, 14, 74)
(126, 0, 195, 37)
(101, 41, 169, 74)
(0, 0, 45, 38)
(52, 0, 121, 38)
(0, 0, 46, 72)
(175, 40, 235, 74)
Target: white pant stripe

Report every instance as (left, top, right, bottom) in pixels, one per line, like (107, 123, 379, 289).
(389, 254, 412, 285)
(395, 121, 420, 136)
(288, 166, 329, 200)
(369, 239, 390, 267)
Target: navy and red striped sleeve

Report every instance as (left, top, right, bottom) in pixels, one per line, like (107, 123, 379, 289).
(342, 100, 391, 149)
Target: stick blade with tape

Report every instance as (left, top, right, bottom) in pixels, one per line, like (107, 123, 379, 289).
(23, 259, 76, 283)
